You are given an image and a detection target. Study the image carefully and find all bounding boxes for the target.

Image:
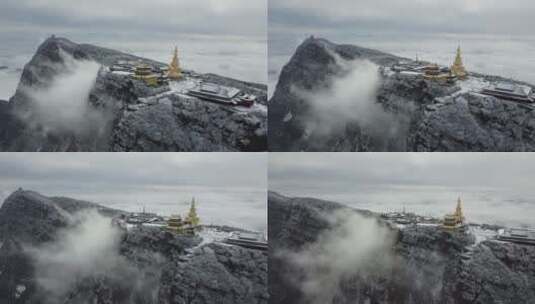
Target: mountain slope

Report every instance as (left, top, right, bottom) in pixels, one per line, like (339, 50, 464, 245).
(0, 190, 267, 304)
(268, 192, 535, 304)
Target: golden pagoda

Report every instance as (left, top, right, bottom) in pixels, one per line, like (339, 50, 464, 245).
(451, 45, 467, 80)
(167, 46, 182, 80)
(454, 196, 464, 222)
(442, 197, 465, 230)
(185, 197, 200, 227)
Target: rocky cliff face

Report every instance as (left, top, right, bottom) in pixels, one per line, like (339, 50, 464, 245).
(1, 37, 267, 152)
(268, 192, 535, 304)
(269, 37, 535, 151)
(0, 190, 267, 304)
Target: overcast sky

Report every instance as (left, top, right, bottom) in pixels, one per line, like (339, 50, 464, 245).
(270, 153, 535, 193)
(269, 0, 535, 37)
(0, 0, 266, 39)
(0, 152, 266, 209)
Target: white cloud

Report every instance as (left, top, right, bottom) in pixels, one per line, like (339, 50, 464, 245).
(292, 56, 406, 149)
(26, 211, 127, 301)
(21, 52, 105, 135)
(281, 210, 395, 304)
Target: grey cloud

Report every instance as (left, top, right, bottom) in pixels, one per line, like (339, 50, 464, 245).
(269, 0, 535, 36)
(0, 153, 267, 201)
(0, 0, 266, 38)
(269, 153, 535, 191)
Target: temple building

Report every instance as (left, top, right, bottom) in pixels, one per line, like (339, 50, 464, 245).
(451, 45, 467, 79)
(166, 214, 184, 233)
(133, 63, 159, 86)
(480, 82, 534, 103)
(498, 228, 535, 245)
(187, 82, 257, 107)
(167, 47, 183, 80)
(224, 232, 268, 251)
(442, 197, 465, 231)
(423, 63, 455, 83)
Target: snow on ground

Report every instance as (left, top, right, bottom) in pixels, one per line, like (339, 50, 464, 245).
(111, 71, 133, 76)
(234, 102, 267, 114)
(393, 223, 407, 230)
(382, 67, 396, 77)
(469, 226, 498, 245)
(416, 223, 440, 227)
(197, 227, 233, 247)
(283, 111, 293, 122)
(184, 227, 235, 257)
(400, 71, 421, 76)
(455, 76, 490, 96)
(169, 78, 199, 94)
(15, 284, 26, 299)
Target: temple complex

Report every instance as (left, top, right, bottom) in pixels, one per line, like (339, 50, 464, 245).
(167, 46, 182, 80)
(442, 197, 465, 231)
(108, 47, 258, 107)
(391, 45, 468, 84)
(451, 45, 467, 79)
